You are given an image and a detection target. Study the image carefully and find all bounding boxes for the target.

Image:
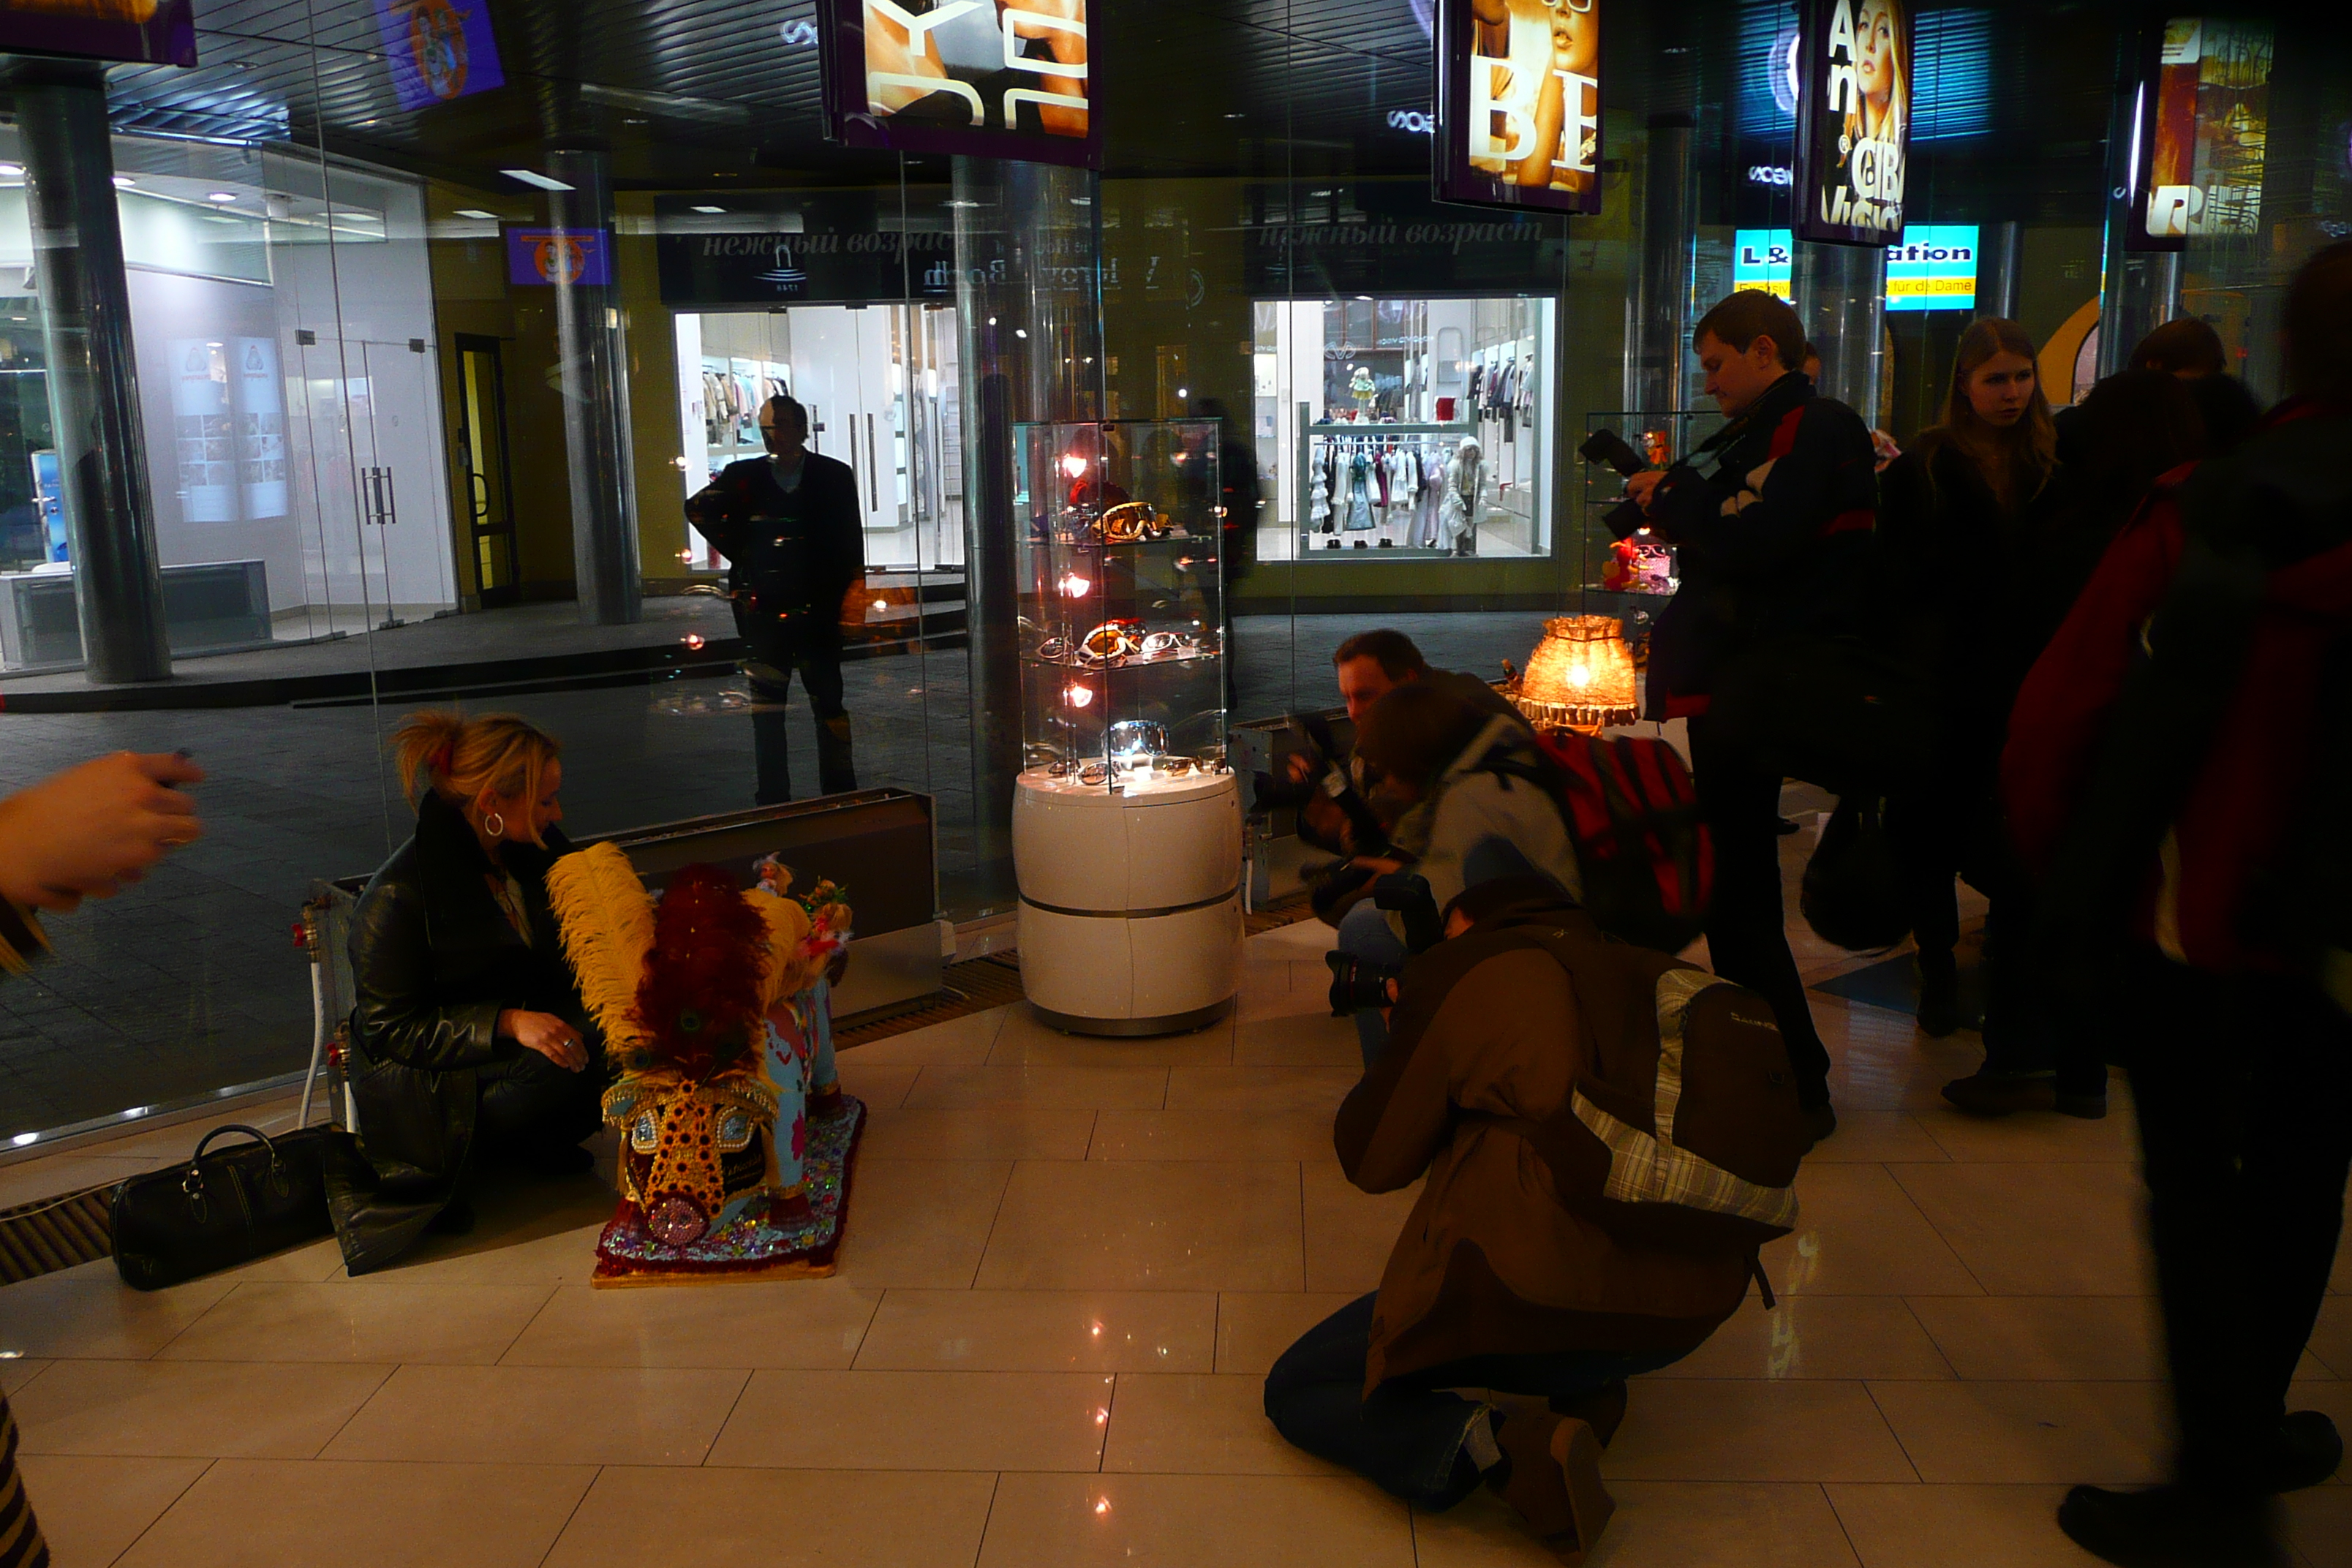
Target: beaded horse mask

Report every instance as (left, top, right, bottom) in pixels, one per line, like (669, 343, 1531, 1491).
(548, 843, 862, 1283)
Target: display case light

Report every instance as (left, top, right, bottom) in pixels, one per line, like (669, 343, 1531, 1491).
(1064, 683, 1094, 709)
(1057, 573, 1090, 598)
(1058, 452, 1088, 480)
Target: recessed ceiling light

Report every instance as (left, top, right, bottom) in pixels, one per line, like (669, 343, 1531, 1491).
(501, 168, 574, 192)
(111, 176, 135, 189)
(206, 191, 238, 203)
(690, 205, 725, 214)
(452, 208, 497, 220)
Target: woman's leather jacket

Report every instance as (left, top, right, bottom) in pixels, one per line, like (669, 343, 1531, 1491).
(325, 789, 591, 1273)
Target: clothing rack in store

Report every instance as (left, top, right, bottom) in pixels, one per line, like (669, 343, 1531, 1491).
(1296, 411, 1477, 554)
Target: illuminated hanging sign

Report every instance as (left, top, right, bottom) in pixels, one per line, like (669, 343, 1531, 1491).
(506, 227, 614, 288)
(1794, 0, 1911, 246)
(1884, 224, 1976, 311)
(1731, 225, 1974, 311)
(1432, 0, 1602, 216)
(2128, 18, 2273, 251)
(373, 0, 506, 111)
(0, 0, 195, 66)
(817, 0, 1098, 170)
(1732, 230, 1795, 301)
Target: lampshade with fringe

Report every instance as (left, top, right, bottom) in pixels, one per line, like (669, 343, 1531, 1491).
(1512, 614, 1637, 732)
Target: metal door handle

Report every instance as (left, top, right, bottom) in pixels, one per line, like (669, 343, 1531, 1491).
(865, 414, 878, 512)
(382, 466, 397, 527)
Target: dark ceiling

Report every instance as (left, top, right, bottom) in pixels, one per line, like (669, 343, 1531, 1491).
(61, 0, 2222, 225)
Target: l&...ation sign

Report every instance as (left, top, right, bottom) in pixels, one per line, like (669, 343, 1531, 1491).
(1432, 0, 1602, 216)
(1795, 0, 1911, 246)
(817, 0, 1098, 170)
(1732, 225, 1976, 312)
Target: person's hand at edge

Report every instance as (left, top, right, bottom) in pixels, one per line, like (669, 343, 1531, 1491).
(499, 1009, 587, 1072)
(0, 750, 204, 913)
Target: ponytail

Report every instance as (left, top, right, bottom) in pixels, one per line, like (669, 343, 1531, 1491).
(390, 709, 562, 844)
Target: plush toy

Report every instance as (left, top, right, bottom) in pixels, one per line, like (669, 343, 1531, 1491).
(547, 843, 864, 1285)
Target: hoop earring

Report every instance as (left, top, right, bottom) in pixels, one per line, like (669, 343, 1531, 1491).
(483, 811, 505, 840)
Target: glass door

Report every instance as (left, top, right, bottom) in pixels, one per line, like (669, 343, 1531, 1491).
(455, 333, 519, 608)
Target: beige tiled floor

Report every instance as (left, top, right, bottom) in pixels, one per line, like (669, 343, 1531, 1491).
(5, 918, 2346, 1567)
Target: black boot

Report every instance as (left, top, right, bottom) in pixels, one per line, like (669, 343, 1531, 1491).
(2268, 1410, 2343, 1491)
(1916, 949, 1961, 1037)
(2056, 1485, 2285, 1568)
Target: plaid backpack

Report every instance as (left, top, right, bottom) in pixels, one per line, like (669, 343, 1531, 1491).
(1495, 730, 1714, 954)
(1461, 916, 1803, 1267)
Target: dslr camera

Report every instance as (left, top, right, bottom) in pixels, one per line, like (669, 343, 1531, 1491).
(1321, 870, 1444, 1017)
(1578, 427, 1664, 543)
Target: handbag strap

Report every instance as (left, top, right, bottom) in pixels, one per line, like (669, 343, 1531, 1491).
(192, 1123, 277, 1164)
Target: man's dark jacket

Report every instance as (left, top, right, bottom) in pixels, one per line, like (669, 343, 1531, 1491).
(1638, 372, 1879, 718)
(326, 791, 596, 1274)
(686, 453, 864, 663)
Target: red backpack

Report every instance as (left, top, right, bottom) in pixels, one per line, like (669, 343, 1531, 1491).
(1500, 730, 1714, 954)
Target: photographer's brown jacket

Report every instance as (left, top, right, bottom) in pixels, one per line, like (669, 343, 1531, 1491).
(1333, 906, 1754, 1394)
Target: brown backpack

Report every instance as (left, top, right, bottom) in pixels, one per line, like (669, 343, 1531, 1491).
(1465, 923, 1806, 1260)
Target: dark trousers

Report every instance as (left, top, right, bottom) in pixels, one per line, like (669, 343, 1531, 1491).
(750, 648, 856, 805)
(1688, 713, 1833, 1104)
(2122, 947, 2352, 1499)
(473, 1047, 602, 1158)
(1263, 1293, 1686, 1508)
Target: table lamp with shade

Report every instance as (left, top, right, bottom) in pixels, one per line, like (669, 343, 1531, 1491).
(1509, 614, 1638, 735)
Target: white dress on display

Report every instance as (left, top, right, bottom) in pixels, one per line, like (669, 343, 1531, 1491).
(1441, 437, 1483, 557)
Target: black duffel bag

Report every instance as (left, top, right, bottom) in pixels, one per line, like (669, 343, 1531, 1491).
(1801, 796, 1912, 951)
(110, 1123, 349, 1290)
(1704, 634, 1936, 799)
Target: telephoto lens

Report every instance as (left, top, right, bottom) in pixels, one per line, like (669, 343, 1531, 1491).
(1323, 951, 1404, 1017)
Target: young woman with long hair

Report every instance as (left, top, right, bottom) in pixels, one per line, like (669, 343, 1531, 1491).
(1877, 318, 2080, 1112)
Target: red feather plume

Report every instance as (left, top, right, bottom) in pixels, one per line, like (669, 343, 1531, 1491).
(627, 863, 768, 1084)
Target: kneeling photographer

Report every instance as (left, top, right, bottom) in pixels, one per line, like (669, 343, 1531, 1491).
(1264, 876, 1800, 1563)
(1323, 682, 1582, 1066)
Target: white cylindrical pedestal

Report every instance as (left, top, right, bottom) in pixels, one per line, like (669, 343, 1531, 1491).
(1013, 766, 1242, 1036)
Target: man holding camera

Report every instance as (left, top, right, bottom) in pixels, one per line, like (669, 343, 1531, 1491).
(1618, 292, 1880, 1146)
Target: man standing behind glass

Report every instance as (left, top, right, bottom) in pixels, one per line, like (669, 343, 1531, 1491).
(686, 394, 863, 803)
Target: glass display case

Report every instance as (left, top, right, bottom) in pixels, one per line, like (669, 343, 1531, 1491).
(1015, 418, 1228, 794)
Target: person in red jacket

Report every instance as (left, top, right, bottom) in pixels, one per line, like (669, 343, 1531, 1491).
(2005, 241, 2352, 1567)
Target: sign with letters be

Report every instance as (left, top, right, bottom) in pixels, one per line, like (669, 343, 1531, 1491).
(1432, 0, 1602, 216)
(817, 0, 1098, 170)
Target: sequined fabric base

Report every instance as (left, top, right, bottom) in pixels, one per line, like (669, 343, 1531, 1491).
(591, 1096, 866, 1287)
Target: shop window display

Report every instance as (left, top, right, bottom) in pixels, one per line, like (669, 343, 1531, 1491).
(1254, 295, 1555, 562)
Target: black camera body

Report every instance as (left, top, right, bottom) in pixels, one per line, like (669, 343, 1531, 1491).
(1578, 426, 1664, 542)
(1322, 871, 1445, 1017)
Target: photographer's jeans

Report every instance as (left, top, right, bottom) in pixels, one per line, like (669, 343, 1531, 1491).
(1263, 1293, 1686, 1507)
(1336, 901, 1408, 1067)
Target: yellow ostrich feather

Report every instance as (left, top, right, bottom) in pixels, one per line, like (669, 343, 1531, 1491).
(745, 887, 816, 1009)
(546, 842, 657, 1054)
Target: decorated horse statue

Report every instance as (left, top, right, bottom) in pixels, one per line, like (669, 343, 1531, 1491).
(546, 842, 864, 1284)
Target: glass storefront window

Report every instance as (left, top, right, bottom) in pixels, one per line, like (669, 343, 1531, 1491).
(0, 0, 2343, 1145)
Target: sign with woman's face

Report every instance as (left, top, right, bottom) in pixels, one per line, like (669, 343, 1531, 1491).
(0, 0, 195, 65)
(817, 0, 1098, 170)
(1795, 0, 1910, 246)
(1433, 0, 1603, 216)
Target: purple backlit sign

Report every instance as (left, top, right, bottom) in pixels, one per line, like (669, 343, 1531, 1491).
(374, 0, 505, 112)
(506, 228, 614, 288)
(0, 0, 197, 67)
